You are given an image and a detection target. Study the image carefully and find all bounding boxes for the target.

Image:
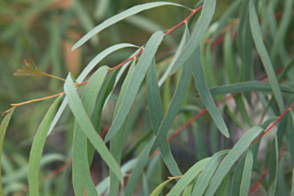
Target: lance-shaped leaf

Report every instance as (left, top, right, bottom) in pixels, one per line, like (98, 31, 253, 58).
(48, 43, 137, 136)
(249, 1, 284, 112)
(147, 59, 182, 177)
(149, 49, 192, 155)
(204, 126, 263, 196)
(28, 96, 61, 196)
(14, 69, 47, 77)
(167, 158, 211, 196)
(150, 179, 173, 196)
(72, 2, 188, 50)
(170, 0, 216, 74)
(64, 74, 123, 183)
(109, 61, 135, 196)
(192, 47, 229, 138)
(72, 66, 108, 196)
(0, 108, 15, 195)
(240, 148, 254, 196)
(192, 150, 229, 196)
(105, 31, 164, 142)
(209, 81, 294, 95)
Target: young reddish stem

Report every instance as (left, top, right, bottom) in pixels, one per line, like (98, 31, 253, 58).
(250, 101, 294, 145)
(165, 5, 203, 36)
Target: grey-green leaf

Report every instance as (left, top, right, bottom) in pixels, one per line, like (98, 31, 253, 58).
(209, 81, 294, 95)
(72, 2, 188, 50)
(240, 148, 253, 196)
(48, 43, 138, 136)
(204, 126, 263, 195)
(249, 1, 284, 112)
(170, 0, 216, 74)
(192, 47, 229, 138)
(192, 150, 230, 196)
(167, 158, 211, 196)
(105, 31, 164, 142)
(28, 96, 61, 196)
(64, 74, 123, 183)
(0, 108, 15, 196)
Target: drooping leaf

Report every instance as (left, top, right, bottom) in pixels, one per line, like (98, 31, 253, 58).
(72, 66, 108, 196)
(28, 96, 61, 196)
(149, 47, 192, 155)
(170, 0, 216, 74)
(109, 60, 135, 196)
(167, 158, 211, 196)
(192, 47, 229, 138)
(240, 148, 254, 196)
(192, 150, 229, 196)
(249, 1, 284, 112)
(147, 59, 182, 177)
(64, 74, 123, 183)
(48, 43, 138, 136)
(0, 107, 15, 195)
(224, 31, 236, 83)
(72, 2, 188, 50)
(150, 179, 173, 196)
(204, 126, 263, 195)
(105, 31, 164, 142)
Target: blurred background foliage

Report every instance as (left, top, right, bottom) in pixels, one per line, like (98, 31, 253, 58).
(0, 0, 294, 195)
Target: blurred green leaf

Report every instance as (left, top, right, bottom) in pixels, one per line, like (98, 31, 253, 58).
(150, 179, 173, 196)
(240, 148, 253, 196)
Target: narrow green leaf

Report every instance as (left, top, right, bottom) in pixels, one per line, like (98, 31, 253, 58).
(72, 2, 188, 50)
(28, 97, 61, 196)
(277, 155, 288, 196)
(14, 69, 47, 77)
(167, 158, 211, 196)
(192, 47, 229, 138)
(270, 0, 293, 60)
(125, 140, 154, 196)
(150, 179, 173, 196)
(48, 44, 137, 136)
(231, 153, 246, 195)
(235, 95, 251, 126)
(105, 31, 164, 142)
(224, 31, 236, 83)
(216, 173, 230, 196)
(272, 130, 279, 196)
(64, 74, 123, 183)
(88, 70, 117, 165)
(210, 81, 294, 95)
(109, 60, 135, 196)
(0, 107, 15, 196)
(204, 126, 263, 195)
(240, 148, 254, 196)
(72, 66, 108, 195)
(147, 59, 182, 177)
(192, 150, 229, 196)
(183, 178, 197, 196)
(249, 1, 284, 112)
(225, 105, 244, 129)
(149, 48, 192, 155)
(170, 0, 216, 74)
(289, 111, 294, 196)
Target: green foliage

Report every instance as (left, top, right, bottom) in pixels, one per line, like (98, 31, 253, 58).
(1, 0, 294, 195)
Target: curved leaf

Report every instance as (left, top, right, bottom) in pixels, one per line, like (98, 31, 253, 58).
(204, 126, 263, 196)
(28, 97, 61, 196)
(170, 0, 216, 74)
(105, 31, 164, 142)
(72, 2, 188, 50)
(64, 74, 123, 183)
(192, 47, 229, 138)
(240, 148, 253, 196)
(192, 150, 230, 196)
(0, 107, 15, 195)
(167, 158, 211, 196)
(48, 43, 137, 136)
(249, 1, 284, 112)
(150, 179, 173, 196)
(209, 81, 294, 95)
